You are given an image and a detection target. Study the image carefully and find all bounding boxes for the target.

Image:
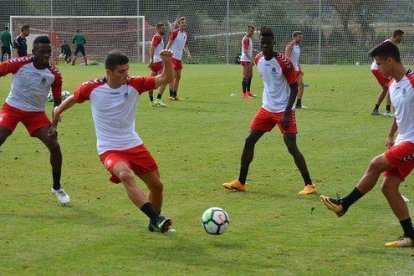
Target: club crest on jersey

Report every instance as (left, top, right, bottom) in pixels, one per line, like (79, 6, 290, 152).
(402, 88, 407, 98)
(123, 92, 129, 100)
(40, 77, 47, 84)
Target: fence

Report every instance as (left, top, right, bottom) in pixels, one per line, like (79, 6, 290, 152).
(1, 0, 413, 64)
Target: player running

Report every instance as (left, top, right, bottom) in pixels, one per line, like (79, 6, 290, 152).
(371, 29, 404, 116)
(321, 41, 414, 247)
(223, 27, 315, 196)
(240, 25, 256, 99)
(0, 36, 70, 204)
(53, 49, 174, 234)
(148, 23, 167, 107)
(166, 17, 191, 100)
(285, 31, 305, 109)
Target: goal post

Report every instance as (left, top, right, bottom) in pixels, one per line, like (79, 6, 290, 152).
(9, 16, 147, 63)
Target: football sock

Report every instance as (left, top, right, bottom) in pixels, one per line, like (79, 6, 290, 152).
(242, 78, 248, 93)
(173, 90, 177, 98)
(247, 78, 252, 92)
(400, 218, 414, 238)
(386, 105, 391, 112)
(374, 104, 380, 111)
(149, 92, 154, 102)
(169, 89, 174, 97)
(297, 99, 302, 106)
(52, 171, 61, 190)
(341, 187, 364, 209)
(302, 173, 312, 185)
(238, 167, 249, 184)
(141, 202, 159, 223)
(157, 94, 162, 100)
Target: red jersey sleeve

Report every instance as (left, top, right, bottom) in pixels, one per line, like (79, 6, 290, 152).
(128, 76, 156, 94)
(276, 53, 297, 85)
(169, 30, 178, 42)
(243, 37, 250, 50)
(73, 78, 105, 103)
(48, 65, 62, 100)
(407, 70, 414, 89)
(0, 57, 32, 76)
(152, 35, 162, 47)
(254, 52, 263, 65)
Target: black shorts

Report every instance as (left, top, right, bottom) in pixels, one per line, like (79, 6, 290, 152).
(74, 45, 86, 56)
(1, 46, 11, 57)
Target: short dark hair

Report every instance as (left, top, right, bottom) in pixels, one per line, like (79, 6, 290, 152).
(21, 25, 30, 32)
(260, 26, 274, 40)
(4, 26, 8, 30)
(76, 29, 80, 32)
(368, 41, 401, 63)
(33, 36, 51, 48)
(393, 29, 404, 37)
(292, 31, 302, 37)
(105, 50, 129, 70)
(156, 22, 164, 28)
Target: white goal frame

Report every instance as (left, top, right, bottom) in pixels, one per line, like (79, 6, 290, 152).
(10, 15, 146, 63)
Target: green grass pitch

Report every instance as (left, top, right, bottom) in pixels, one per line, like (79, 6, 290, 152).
(0, 63, 413, 274)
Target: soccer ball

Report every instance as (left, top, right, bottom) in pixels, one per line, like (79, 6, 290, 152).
(46, 91, 71, 102)
(201, 207, 230, 235)
(61, 90, 71, 100)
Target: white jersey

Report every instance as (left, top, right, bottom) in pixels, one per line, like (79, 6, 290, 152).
(241, 35, 253, 62)
(255, 52, 297, 113)
(151, 33, 164, 63)
(0, 56, 62, 112)
(287, 41, 301, 71)
(388, 70, 414, 145)
(73, 76, 156, 155)
(168, 29, 188, 61)
(371, 39, 393, 70)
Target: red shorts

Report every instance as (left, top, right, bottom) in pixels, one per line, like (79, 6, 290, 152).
(172, 58, 183, 70)
(100, 144, 158, 184)
(384, 141, 414, 181)
(0, 103, 51, 135)
(371, 69, 390, 86)
(250, 107, 297, 134)
(150, 61, 163, 73)
(240, 61, 252, 67)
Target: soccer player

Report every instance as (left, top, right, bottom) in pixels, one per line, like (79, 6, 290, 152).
(148, 23, 167, 107)
(53, 50, 174, 234)
(223, 27, 315, 196)
(13, 25, 30, 57)
(60, 40, 72, 64)
(0, 36, 70, 204)
(371, 29, 404, 116)
(71, 29, 87, 65)
(321, 41, 414, 247)
(166, 17, 192, 100)
(1, 26, 13, 62)
(285, 31, 305, 109)
(240, 25, 256, 99)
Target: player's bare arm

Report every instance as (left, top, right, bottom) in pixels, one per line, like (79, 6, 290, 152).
(281, 82, 298, 128)
(148, 45, 155, 68)
(154, 50, 173, 88)
(53, 95, 77, 127)
(386, 118, 398, 148)
(285, 43, 292, 59)
(184, 46, 192, 61)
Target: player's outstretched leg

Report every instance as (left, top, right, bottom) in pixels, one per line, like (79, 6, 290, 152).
(283, 134, 315, 195)
(223, 129, 265, 191)
(0, 126, 12, 147)
(33, 126, 70, 204)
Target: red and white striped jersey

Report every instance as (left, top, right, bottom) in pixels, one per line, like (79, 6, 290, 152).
(255, 52, 297, 113)
(168, 29, 188, 61)
(241, 35, 253, 62)
(151, 33, 164, 63)
(389, 70, 414, 145)
(0, 56, 62, 112)
(73, 76, 155, 154)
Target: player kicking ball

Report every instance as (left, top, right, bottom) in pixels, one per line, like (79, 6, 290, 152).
(321, 41, 414, 247)
(54, 50, 174, 234)
(0, 36, 70, 204)
(223, 27, 315, 196)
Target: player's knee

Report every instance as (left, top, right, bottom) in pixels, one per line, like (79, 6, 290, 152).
(244, 135, 258, 148)
(150, 180, 163, 194)
(48, 141, 61, 154)
(119, 170, 135, 184)
(381, 181, 397, 195)
(368, 156, 386, 173)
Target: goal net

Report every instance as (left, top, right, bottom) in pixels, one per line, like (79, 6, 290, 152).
(10, 16, 147, 63)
